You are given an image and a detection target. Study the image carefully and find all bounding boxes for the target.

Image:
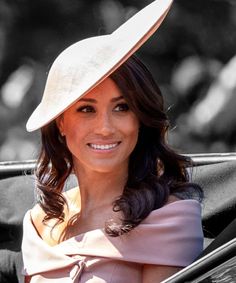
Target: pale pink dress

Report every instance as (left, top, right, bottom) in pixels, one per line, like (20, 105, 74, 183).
(22, 199, 203, 283)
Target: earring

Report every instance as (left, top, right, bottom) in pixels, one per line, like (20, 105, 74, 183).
(61, 132, 65, 136)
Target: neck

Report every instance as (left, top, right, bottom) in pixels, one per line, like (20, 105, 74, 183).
(73, 164, 128, 215)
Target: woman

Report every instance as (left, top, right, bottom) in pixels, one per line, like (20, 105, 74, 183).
(22, 1, 203, 282)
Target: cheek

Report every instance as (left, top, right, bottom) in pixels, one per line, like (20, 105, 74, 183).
(62, 120, 84, 150)
(63, 114, 87, 137)
(123, 117, 139, 145)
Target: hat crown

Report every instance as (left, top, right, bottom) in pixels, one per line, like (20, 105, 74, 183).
(26, 0, 173, 131)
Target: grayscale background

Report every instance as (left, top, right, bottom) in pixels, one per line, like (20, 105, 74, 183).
(0, 0, 236, 161)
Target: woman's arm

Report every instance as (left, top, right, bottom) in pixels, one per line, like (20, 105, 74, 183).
(142, 264, 182, 283)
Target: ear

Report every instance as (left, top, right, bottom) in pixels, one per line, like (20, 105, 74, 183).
(56, 115, 65, 136)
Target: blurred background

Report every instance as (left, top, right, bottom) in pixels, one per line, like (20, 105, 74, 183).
(0, 0, 236, 161)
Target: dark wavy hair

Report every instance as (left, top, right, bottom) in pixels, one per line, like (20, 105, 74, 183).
(36, 55, 203, 237)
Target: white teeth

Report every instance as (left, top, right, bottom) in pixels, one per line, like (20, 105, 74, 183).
(89, 143, 118, 150)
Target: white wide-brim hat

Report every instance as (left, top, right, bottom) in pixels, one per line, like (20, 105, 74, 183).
(26, 0, 173, 132)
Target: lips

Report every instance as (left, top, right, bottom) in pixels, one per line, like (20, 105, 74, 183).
(88, 142, 120, 150)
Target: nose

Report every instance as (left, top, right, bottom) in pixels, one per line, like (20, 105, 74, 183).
(94, 111, 115, 136)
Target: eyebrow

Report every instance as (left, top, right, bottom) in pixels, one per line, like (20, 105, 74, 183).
(79, 98, 97, 103)
(111, 95, 124, 102)
(79, 95, 124, 103)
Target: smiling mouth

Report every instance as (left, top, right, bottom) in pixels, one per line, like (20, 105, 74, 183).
(88, 142, 120, 150)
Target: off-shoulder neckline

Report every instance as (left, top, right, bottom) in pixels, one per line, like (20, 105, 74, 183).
(26, 199, 200, 247)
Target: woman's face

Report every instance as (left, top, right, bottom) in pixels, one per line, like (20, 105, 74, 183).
(57, 77, 139, 174)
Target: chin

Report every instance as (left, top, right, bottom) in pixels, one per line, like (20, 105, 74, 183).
(88, 160, 127, 174)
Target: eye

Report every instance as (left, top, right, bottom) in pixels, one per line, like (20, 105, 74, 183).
(76, 105, 95, 113)
(114, 103, 130, 112)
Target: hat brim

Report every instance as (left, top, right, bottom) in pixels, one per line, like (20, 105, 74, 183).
(26, 0, 173, 132)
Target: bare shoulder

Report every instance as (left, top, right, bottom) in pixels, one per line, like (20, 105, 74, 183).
(63, 186, 80, 200)
(30, 203, 47, 234)
(63, 186, 81, 212)
(166, 194, 181, 204)
(30, 185, 79, 223)
(30, 202, 63, 245)
(30, 187, 80, 245)
(31, 203, 45, 222)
